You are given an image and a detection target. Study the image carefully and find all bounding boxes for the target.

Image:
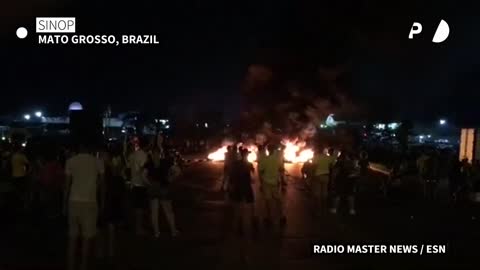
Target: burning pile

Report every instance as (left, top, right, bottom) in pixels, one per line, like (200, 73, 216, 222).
(282, 141, 314, 163)
(207, 146, 228, 161)
(207, 144, 258, 163)
(207, 139, 313, 163)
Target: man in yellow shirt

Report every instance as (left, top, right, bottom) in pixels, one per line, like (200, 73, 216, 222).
(11, 144, 30, 210)
(259, 144, 284, 226)
(310, 146, 335, 215)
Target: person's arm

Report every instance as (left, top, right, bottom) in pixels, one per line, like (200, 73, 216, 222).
(97, 160, 106, 212)
(279, 162, 286, 186)
(258, 162, 265, 186)
(23, 155, 31, 174)
(249, 163, 255, 182)
(142, 158, 151, 186)
(64, 161, 72, 215)
(98, 172, 106, 212)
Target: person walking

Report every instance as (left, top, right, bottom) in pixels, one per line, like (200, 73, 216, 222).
(221, 145, 236, 198)
(10, 144, 30, 212)
(310, 146, 336, 216)
(128, 139, 149, 235)
(146, 147, 180, 238)
(228, 148, 255, 263)
(97, 145, 126, 259)
(330, 151, 357, 215)
(259, 144, 285, 226)
(64, 144, 105, 270)
(38, 151, 64, 218)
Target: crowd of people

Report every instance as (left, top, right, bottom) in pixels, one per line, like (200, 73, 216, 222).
(304, 146, 369, 216)
(214, 142, 373, 262)
(0, 136, 182, 270)
(3, 135, 480, 268)
(381, 147, 480, 202)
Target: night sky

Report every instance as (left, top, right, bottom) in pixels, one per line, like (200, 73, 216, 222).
(1, 0, 479, 124)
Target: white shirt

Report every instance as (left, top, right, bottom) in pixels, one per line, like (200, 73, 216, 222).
(66, 153, 104, 203)
(128, 149, 148, 186)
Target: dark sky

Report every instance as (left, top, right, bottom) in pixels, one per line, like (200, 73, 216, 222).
(1, 0, 479, 124)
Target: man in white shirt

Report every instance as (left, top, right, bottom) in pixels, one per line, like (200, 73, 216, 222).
(128, 140, 148, 234)
(65, 144, 104, 270)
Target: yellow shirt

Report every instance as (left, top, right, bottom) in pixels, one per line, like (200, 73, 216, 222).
(312, 154, 335, 176)
(12, 152, 29, 178)
(259, 152, 283, 186)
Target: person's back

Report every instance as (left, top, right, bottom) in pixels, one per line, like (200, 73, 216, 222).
(40, 159, 64, 188)
(417, 154, 429, 176)
(129, 149, 148, 187)
(313, 153, 335, 176)
(65, 149, 104, 270)
(11, 150, 28, 178)
(224, 146, 236, 172)
(153, 157, 173, 186)
(229, 159, 253, 191)
(261, 151, 282, 186)
(111, 154, 124, 178)
(66, 153, 103, 203)
(359, 151, 369, 176)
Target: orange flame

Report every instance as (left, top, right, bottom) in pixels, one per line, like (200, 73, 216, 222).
(208, 140, 313, 163)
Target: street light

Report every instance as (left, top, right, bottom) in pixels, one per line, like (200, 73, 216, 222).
(35, 111, 42, 117)
(439, 119, 447, 125)
(24, 114, 30, 120)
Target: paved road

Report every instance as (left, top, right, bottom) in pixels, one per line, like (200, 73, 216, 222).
(1, 161, 480, 269)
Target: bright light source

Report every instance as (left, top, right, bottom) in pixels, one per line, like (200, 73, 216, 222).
(439, 119, 447, 125)
(1, 136, 5, 141)
(35, 111, 42, 117)
(419, 135, 424, 139)
(21, 142, 26, 147)
(165, 125, 170, 129)
(388, 123, 399, 130)
(121, 129, 126, 133)
(204, 123, 208, 128)
(427, 134, 432, 138)
(325, 114, 336, 127)
(375, 123, 386, 130)
(24, 114, 30, 120)
(68, 102, 83, 111)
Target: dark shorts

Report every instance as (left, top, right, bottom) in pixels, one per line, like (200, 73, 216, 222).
(131, 186, 148, 209)
(12, 176, 28, 194)
(334, 178, 356, 196)
(100, 198, 124, 226)
(230, 186, 254, 203)
(148, 183, 171, 201)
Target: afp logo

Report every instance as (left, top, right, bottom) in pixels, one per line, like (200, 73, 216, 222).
(409, 20, 450, 43)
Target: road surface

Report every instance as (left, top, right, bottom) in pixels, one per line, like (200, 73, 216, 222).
(1, 160, 479, 269)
